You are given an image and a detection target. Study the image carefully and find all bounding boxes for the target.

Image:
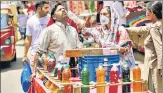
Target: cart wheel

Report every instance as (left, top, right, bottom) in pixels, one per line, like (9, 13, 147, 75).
(12, 52, 17, 62)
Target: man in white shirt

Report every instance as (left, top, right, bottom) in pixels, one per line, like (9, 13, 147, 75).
(22, 1, 50, 73)
(31, 3, 82, 78)
(37, 3, 82, 60)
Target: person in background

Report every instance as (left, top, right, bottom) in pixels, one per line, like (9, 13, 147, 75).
(17, 5, 28, 39)
(123, 1, 137, 8)
(112, 1, 128, 27)
(126, 1, 162, 93)
(96, 1, 104, 24)
(21, 1, 35, 18)
(27, 2, 35, 18)
(22, 1, 50, 74)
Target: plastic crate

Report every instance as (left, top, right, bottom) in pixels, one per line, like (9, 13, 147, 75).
(78, 54, 120, 82)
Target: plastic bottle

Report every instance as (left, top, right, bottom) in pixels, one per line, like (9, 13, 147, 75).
(122, 61, 131, 93)
(57, 62, 67, 80)
(53, 61, 61, 77)
(39, 72, 44, 81)
(57, 62, 63, 80)
(133, 64, 142, 92)
(45, 80, 52, 89)
(43, 77, 48, 86)
(47, 54, 56, 72)
(96, 63, 105, 93)
(81, 64, 90, 93)
(49, 84, 55, 92)
(103, 62, 109, 82)
(60, 62, 67, 81)
(109, 64, 119, 93)
(62, 65, 72, 93)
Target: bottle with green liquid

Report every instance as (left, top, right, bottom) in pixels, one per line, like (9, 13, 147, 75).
(81, 64, 90, 93)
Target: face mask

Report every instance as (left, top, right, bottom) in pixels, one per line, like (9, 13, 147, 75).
(100, 15, 110, 25)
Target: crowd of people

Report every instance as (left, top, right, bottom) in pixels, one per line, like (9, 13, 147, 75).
(15, 1, 162, 93)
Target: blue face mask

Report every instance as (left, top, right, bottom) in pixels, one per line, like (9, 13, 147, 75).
(100, 15, 110, 25)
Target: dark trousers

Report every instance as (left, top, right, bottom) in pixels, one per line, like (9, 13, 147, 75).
(69, 57, 77, 77)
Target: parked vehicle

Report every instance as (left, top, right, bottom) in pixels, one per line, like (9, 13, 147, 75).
(1, 4, 17, 62)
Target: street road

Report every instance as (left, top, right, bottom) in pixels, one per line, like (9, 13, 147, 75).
(1, 40, 24, 93)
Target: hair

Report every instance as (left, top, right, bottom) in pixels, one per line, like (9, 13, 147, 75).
(103, 6, 111, 16)
(16, 6, 21, 14)
(50, 3, 62, 22)
(21, 1, 28, 5)
(35, 1, 49, 10)
(98, 1, 104, 5)
(146, 1, 162, 19)
(146, 2, 153, 12)
(21, 1, 29, 8)
(151, 1, 162, 19)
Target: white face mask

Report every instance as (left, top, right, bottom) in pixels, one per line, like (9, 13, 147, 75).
(100, 15, 110, 25)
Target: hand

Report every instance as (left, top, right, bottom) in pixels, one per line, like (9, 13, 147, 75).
(22, 56, 28, 62)
(83, 41, 91, 47)
(119, 47, 129, 54)
(30, 73, 36, 82)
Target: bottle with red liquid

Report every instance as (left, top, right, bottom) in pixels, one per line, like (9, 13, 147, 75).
(47, 54, 56, 73)
(57, 62, 62, 80)
(96, 63, 105, 93)
(133, 64, 142, 92)
(57, 62, 66, 80)
(53, 61, 61, 77)
(62, 64, 72, 93)
(109, 64, 119, 93)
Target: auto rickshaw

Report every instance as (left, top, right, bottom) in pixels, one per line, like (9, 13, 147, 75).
(0, 4, 17, 62)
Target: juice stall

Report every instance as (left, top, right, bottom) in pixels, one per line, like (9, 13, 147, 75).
(27, 48, 150, 93)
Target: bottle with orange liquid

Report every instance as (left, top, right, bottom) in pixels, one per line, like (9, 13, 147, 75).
(49, 84, 55, 92)
(45, 80, 52, 89)
(62, 64, 72, 93)
(109, 64, 119, 93)
(133, 64, 142, 92)
(96, 63, 105, 93)
(39, 72, 44, 81)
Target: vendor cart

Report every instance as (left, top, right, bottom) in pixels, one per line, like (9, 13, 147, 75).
(27, 48, 150, 93)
